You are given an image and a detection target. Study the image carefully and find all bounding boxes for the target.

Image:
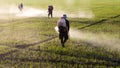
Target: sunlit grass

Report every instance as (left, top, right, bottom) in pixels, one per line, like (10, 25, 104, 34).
(0, 46, 16, 54)
(0, 0, 120, 67)
(0, 16, 120, 67)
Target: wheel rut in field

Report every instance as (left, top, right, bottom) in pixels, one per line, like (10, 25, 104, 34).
(15, 36, 57, 49)
(0, 14, 120, 65)
(2, 57, 120, 66)
(80, 14, 120, 29)
(28, 48, 120, 66)
(0, 50, 18, 59)
(0, 36, 57, 59)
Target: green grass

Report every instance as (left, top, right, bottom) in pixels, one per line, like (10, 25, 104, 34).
(1, 0, 120, 18)
(0, 46, 16, 54)
(0, 17, 120, 67)
(0, 0, 120, 68)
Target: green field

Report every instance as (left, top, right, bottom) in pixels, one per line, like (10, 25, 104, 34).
(0, 0, 120, 68)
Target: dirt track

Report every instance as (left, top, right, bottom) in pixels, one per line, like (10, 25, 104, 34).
(0, 36, 57, 60)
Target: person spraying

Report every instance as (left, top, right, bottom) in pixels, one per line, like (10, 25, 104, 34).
(18, 3, 23, 11)
(57, 14, 70, 47)
(48, 5, 53, 18)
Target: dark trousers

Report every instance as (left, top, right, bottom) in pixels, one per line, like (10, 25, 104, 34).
(59, 26, 68, 47)
(48, 11, 53, 18)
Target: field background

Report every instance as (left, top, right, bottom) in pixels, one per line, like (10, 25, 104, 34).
(1, 0, 120, 18)
(0, 0, 120, 68)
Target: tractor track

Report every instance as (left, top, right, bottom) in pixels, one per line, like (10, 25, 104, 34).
(0, 14, 120, 65)
(80, 14, 120, 29)
(2, 57, 120, 66)
(0, 47, 120, 66)
(0, 50, 18, 59)
(28, 49, 120, 66)
(0, 17, 58, 60)
(15, 36, 57, 49)
(0, 36, 57, 60)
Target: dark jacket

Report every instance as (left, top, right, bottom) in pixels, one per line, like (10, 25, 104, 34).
(65, 19, 70, 32)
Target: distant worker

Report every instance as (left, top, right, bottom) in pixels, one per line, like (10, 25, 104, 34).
(18, 3, 23, 11)
(57, 14, 70, 47)
(48, 5, 53, 18)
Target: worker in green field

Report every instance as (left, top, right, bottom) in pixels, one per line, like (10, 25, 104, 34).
(48, 5, 53, 18)
(57, 14, 70, 47)
(18, 3, 23, 11)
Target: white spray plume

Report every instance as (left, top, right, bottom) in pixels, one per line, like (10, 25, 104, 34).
(0, 4, 94, 19)
(55, 26, 59, 33)
(66, 0, 75, 5)
(16, 7, 47, 17)
(70, 28, 120, 49)
(55, 27, 120, 50)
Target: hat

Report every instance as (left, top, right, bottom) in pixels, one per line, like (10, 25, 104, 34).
(63, 14, 67, 19)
